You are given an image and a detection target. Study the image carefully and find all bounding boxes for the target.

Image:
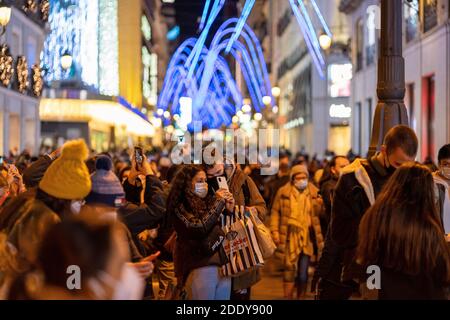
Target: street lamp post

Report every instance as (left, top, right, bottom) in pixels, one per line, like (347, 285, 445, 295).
(368, 0, 409, 157)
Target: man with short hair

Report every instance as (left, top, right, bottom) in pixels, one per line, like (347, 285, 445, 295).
(314, 125, 418, 300)
(319, 156, 350, 235)
(433, 144, 450, 235)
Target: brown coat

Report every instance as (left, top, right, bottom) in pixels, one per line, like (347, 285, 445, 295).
(270, 182, 324, 260)
(228, 169, 267, 291)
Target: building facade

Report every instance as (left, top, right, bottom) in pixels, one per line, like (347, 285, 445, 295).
(39, 0, 170, 152)
(270, 0, 352, 158)
(0, 1, 47, 156)
(340, 0, 450, 161)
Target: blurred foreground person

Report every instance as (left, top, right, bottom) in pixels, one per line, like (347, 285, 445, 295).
(168, 165, 234, 300)
(314, 125, 418, 300)
(357, 163, 450, 300)
(13, 215, 145, 300)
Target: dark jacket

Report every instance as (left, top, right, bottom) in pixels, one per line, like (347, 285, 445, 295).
(118, 175, 167, 257)
(319, 177, 338, 235)
(378, 268, 449, 300)
(171, 195, 227, 286)
(22, 155, 53, 189)
(330, 156, 392, 283)
(264, 174, 290, 211)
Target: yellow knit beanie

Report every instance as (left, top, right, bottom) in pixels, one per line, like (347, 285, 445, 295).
(39, 139, 91, 200)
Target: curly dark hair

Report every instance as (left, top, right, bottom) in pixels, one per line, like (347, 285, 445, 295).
(166, 164, 204, 215)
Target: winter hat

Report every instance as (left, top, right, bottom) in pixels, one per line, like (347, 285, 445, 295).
(290, 164, 309, 180)
(95, 155, 113, 171)
(85, 157, 125, 208)
(39, 139, 91, 200)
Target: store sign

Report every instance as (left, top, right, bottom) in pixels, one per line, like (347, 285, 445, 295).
(329, 104, 351, 118)
(328, 64, 352, 98)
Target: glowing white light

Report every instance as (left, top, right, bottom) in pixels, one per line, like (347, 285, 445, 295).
(232, 116, 239, 123)
(173, 114, 180, 121)
(272, 105, 279, 114)
(60, 53, 73, 70)
(164, 111, 171, 119)
(98, 0, 119, 96)
(329, 64, 352, 98)
(319, 33, 332, 50)
(179, 96, 192, 128)
(142, 108, 148, 114)
(271, 87, 281, 98)
(262, 95, 272, 105)
(329, 104, 351, 118)
(242, 104, 251, 113)
(141, 15, 152, 41)
(254, 113, 263, 121)
(39, 99, 155, 137)
(157, 108, 164, 116)
(236, 110, 243, 118)
(0, 6, 11, 27)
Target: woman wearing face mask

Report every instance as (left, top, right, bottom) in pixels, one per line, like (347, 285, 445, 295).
(270, 164, 324, 299)
(8, 215, 145, 300)
(167, 165, 234, 300)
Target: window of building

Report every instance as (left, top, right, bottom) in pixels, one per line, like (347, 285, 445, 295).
(404, 0, 420, 42)
(366, 8, 377, 65)
(27, 37, 37, 66)
(422, 75, 435, 160)
(11, 29, 22, 57)
(423, 0, 438, 33)
(366, 98, 373, 147)
(406, 83, 415, 129)
(356, 18, 364, 71)
(354, 102, 362, 154)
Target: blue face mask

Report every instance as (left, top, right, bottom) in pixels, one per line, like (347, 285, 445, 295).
(194, 182, 208, 198)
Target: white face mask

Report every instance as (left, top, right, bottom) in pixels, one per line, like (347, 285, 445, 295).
(194, 182, 208, 198)
(70, 200, 84, 214)
(294, 180, 308, 191)
(441, 167, 450, 180)
(89, 263, 145, 300)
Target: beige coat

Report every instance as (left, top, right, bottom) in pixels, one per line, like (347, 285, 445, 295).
(270, 182, 324, 261)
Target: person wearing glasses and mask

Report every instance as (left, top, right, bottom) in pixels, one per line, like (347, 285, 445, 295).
(433, 144, 450, 237)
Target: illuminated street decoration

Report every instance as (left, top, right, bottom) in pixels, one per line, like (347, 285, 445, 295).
(16, 56, 29, 93)
(23, 0, 38, 13)
(32, 64, 44, 97)
(329, 104, 351, 118)
(42, 0, 99, 86)
(141, 14, 152, 41)
(158, 18, 273, 130)
(98, 0, 119, 96)
(225, 0, 255, 53)
(328, 63, 352, 97)
(40, 0, 50, 21)
(0, 45, 14, 87)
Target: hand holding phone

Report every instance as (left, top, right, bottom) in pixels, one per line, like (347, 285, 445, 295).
(134, 146, 144, 170)
(216, 176, 229, 191)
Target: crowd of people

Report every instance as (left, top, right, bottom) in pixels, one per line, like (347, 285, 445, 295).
(0, 124, 449, 300)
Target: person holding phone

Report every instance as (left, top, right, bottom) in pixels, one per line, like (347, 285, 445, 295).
(167, 164, 235, 300)
(204, 155, 266, 300)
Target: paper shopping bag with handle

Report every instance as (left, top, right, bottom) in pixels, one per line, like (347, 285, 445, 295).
(221, 206, 264, 277)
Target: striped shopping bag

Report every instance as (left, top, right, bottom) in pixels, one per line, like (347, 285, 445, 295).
(221, 206, 264, 277)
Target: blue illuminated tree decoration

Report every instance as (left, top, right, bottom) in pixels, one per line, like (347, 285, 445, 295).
(158, 18, 273, 130)
(158, 0, 333, 130)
